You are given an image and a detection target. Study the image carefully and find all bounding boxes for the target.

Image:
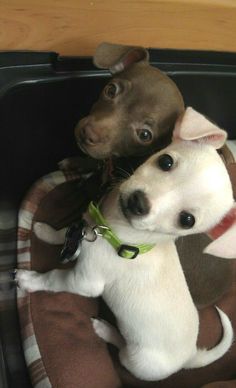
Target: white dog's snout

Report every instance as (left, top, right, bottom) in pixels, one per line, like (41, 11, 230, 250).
(126, 190, 150, 216)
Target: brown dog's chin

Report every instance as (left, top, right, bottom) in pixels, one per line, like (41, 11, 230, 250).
(87, 149, 111, 159)
(77, 142, 105, 159)
(77, 142, 89, 156)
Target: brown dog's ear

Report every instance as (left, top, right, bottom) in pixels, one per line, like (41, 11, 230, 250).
(172, 107, 227, 149)
(94, 42, 149, 74)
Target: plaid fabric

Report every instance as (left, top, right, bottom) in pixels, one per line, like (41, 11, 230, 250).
(17, 171, 80, 388)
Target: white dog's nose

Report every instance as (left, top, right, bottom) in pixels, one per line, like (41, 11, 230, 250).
(127, 190, 150, 216)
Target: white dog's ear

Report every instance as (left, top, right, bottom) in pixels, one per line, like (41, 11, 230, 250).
(204, 205, 236, 259)
(173, 107, 227, 149)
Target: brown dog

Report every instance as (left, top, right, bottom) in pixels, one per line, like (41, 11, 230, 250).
(74, 42, 184, 159)
(62, 42, 234, 307)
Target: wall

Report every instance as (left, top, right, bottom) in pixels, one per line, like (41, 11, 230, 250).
(0, 0, 236, 56)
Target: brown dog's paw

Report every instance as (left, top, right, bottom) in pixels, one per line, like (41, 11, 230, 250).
(58, 156, 83, 172)
(58, 156, 99, 173)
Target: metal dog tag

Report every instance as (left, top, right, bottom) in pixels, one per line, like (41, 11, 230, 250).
(60, 220, 87, 264)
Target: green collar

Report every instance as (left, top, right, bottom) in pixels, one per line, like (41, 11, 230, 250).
(88, 201, 155, 259)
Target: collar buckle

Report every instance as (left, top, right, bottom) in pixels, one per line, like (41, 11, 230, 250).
(118, 244, 139, 259)
(96, 225, 109, 236)
(83, 225, 110, 242)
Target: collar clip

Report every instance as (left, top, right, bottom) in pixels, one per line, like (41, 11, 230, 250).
(118, 244, 139, 259)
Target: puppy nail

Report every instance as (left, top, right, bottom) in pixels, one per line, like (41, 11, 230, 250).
(9, 269, 17, 280)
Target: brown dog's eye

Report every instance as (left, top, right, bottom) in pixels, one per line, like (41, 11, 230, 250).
(104, 83, 119, 98)
(137, 128, 153, 143)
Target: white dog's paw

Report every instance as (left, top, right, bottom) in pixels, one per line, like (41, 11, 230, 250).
(92, 318, 110, 340)
(15, 269, 44, 293)
(91, 318, 125, 349)
(33, 222, 66, 245)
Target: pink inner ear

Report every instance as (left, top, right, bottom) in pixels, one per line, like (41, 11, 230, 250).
(202, 134, 225, 143)
(189, 133, 227, 148)
(172, 107, 227, 149)
(123, 49, 147, 68)
(111, 48, 148, 73)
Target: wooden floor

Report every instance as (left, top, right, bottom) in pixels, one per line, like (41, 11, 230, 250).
(0, 0, 236, 56)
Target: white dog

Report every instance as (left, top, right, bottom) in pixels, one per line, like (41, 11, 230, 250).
(16, 108, 236, 381)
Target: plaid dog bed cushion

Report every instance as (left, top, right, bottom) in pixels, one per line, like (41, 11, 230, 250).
(17, 161, 236, 387)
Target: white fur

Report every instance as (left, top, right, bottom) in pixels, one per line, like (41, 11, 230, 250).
(17, 109, 235, 381)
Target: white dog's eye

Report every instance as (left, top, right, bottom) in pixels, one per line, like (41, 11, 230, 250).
(179, 211, 195, 229)
(157, 154, 174, 171)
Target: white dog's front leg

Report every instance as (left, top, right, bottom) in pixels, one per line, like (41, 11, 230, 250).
(16, 268, 77, 293)
(16, 268, 104, 297)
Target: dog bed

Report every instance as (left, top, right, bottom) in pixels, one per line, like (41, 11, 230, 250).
(17, 147, 236, 388)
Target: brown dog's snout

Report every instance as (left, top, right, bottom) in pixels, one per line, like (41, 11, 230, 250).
(75, 116, 110, 146)
(127, 190, 150, 216)
(79, 123, 102, 145)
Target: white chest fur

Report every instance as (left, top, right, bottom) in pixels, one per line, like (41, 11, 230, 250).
(78, 236, 198, 352)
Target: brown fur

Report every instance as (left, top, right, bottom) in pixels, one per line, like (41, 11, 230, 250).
(74, 43, 184, 159)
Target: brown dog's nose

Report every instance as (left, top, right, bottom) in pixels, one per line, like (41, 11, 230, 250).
(80, 123, 101, 145)
(127, 190, 150, 216)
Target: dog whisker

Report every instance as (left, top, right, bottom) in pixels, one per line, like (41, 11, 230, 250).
(114, 166, 132, 179)
(106, 176, 127, 190)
